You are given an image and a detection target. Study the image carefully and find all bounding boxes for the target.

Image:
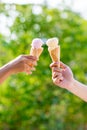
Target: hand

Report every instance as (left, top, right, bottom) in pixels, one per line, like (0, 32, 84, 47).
(9, 55, 37, 75)
(0, 55, 37, 84)
(50, 62, 74, 89)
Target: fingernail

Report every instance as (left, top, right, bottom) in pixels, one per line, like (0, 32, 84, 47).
(30, 71, 32, 74)
(32, 67, 36, 71)
(26, 71, 32, 75)
(35, 62, 37, 66)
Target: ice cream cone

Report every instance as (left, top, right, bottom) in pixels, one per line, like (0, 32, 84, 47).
(30, 47, 43, 58)
(48, 46, 60, 62)
(30, 38, 43, 59)
(46, 37, 60, 67)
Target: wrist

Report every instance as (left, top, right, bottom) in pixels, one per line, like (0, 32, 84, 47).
(0, 63, 13, 79)
(5, 62, 14, 75)
(66, 78, 76, 90)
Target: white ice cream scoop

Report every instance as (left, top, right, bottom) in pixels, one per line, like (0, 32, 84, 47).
(31, 38, 43, 49)
(46, 37, 59, 50)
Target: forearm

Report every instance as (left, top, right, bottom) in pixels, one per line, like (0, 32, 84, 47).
(0, 63, 13, 84)
(67, 79, 87, 102)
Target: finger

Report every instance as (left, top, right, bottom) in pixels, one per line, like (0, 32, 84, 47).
(25, 67, 32, 75)
(50, 61, 67, 69)
(25, 60, 37, 67)
(21, 55, 37, 61)
(52, 67, 62, 72)
(31, 67, 36, 71)
(53, 72, 62, 79)
(60, 62, 67, 69)
(50, 62, 60, 68)
(26, 71, 32, 75)
(55, 75, 63, 80)
(52, 67, 66, 74)
(29, 61, 37, 66)
(24, 55, 37, 60)
(53, 77, 63, 84)
(34, 62, 37, 66)
(53, 71, 62, 77)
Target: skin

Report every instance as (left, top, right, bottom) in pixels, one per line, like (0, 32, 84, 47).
(50, 62, 87, 102)
(0, 55, 37, 84)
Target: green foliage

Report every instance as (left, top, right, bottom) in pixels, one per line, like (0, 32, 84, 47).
(0, 3, 87, 130)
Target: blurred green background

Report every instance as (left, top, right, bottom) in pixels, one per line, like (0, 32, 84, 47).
(0, 1, 87, 130)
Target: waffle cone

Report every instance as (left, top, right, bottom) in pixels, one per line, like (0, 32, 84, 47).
(30, 47, 43, 58)
(49, 46, 60, 63)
